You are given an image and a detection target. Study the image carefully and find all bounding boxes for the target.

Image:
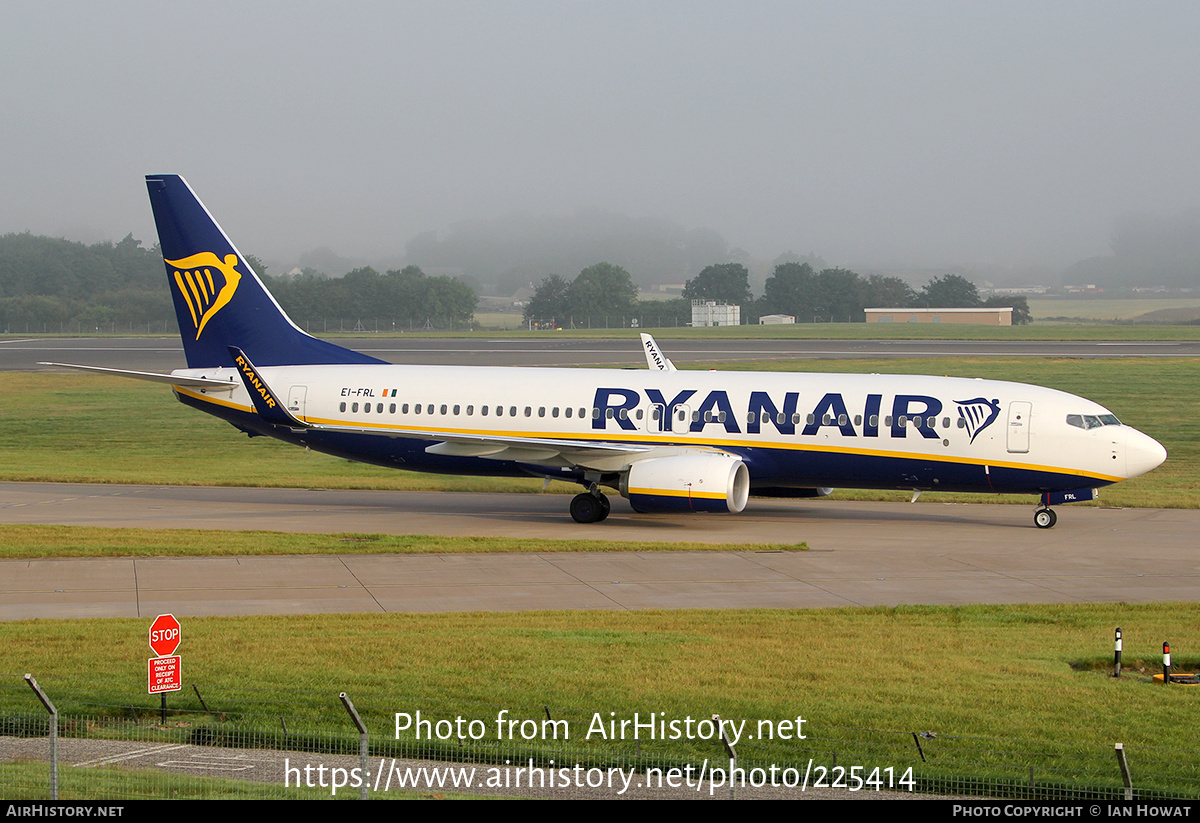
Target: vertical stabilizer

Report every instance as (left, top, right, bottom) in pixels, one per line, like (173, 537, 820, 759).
(146, 174, 386, 368)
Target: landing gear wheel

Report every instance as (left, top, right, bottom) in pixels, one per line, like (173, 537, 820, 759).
(1034, 508, 1057, 529)
(570, 492, 609, 523)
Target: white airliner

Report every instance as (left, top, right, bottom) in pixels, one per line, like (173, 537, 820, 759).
(44, 175, 1167, 528)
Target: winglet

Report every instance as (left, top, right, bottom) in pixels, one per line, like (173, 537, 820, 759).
(640, 334, 676, 371)
(228, 346, 310, 428)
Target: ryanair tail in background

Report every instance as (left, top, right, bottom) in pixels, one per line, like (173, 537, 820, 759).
(146, 174, 385, 369)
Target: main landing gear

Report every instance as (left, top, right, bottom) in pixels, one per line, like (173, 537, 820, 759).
(570, 491, 611, 523)
(1034, 507, 1058, 529)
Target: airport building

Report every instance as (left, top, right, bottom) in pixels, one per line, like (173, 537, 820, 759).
(865, 307, 1013, 325)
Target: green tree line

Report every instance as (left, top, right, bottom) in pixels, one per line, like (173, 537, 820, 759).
(0, 233, 477, 330)
(526, 262, 1030, 326)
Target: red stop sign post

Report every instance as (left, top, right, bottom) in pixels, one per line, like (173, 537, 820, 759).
(149, 614, 181, 657)
(148, 615, 182, 721)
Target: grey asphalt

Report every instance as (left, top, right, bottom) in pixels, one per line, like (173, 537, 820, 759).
(1, 482, 1194, 620)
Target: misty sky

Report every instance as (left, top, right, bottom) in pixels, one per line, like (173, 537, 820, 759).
(3, 1, 1199, 274)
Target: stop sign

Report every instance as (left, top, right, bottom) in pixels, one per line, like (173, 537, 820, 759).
(149, 614, 181, 657)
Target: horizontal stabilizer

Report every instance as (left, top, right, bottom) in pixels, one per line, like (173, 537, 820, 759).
(39, 362, 235, 388)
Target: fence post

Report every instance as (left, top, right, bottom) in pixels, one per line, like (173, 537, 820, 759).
(25, 674, 58, 800)
(714, 713, 736, 800)
(1115, 743, 1133, 800)
(340, 692, 369, 800)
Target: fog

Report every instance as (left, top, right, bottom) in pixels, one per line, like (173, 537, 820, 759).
(3, 1, 1199, 285)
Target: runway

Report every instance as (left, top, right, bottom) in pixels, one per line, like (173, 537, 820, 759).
(1, 482, 1196, 620)
(5, 335, 1200, 373)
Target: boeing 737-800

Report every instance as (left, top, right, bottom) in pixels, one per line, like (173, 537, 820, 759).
(44, 175, 1167, 527)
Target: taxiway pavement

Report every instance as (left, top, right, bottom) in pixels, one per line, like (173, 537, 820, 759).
(1, 482, 1194, 619)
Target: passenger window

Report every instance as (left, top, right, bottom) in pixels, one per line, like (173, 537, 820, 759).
(592, 408, 600, 419)
(496, 406, 503, 417)
(339, 402, 346, 412)
(453, 405, 460, 415)
(402, 404, 409, 414)
(791, 413, 801, 424)
(869, 415, 878, 427)
(352, 402, 359, 412)
(427, 404, 434, 415)
(364, 403, 371, 414)
(854, 415, 862, 426)
(552, 407, 559, 418)
(440, 405, 447, 415)
(807, 414, 815, 425)
(389, 403, 396, 414)
(510, 406, 517, 417)
(466, 405, 473, 415)
(414, 404, 421, 414)
(377, 403, 383, 413)
(564, 407, 571, 418)
(539, 407, 546, 417)
(481, 406, 489, 416)
(838, 414, 847, 426)
(618, 409, 628, 420)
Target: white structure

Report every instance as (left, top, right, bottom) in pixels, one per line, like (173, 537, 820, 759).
(691, 300, 741, 327)
(758, 314, 795, 325)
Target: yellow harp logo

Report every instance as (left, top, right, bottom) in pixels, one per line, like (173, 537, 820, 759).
(167, 252, 242, 340)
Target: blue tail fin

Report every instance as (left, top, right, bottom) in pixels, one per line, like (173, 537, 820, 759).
(145, 174, 386, 368)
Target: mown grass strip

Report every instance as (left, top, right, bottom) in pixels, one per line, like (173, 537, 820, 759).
(0, 524, 807, 559)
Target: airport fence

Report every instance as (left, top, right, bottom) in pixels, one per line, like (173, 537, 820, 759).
(3, 673, 1198, 801)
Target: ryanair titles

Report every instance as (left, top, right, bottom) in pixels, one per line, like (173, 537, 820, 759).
(591, 387, 1000, 441)
(233, 353, 278, 409)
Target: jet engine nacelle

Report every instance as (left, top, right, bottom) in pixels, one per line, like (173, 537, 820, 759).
(620, 452, 750, 514)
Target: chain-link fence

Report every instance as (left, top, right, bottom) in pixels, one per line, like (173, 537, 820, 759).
(4, 673, 1198, 800)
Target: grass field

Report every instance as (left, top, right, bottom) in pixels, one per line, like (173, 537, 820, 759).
(6, 356, 1195, 507)
(1028, 297, 1200, 322)
(429, 323, 1200, 340)
(436, 297, 1200, 330)
(5, 604, 1200, 796)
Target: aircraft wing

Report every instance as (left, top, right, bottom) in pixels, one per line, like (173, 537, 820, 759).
(640, 333, 677, 371)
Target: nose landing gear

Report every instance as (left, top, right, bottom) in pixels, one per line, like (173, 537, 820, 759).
(1034, 507, 1057, 529)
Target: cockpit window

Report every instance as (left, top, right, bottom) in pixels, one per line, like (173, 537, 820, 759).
(1066, 413, 1121, 430)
